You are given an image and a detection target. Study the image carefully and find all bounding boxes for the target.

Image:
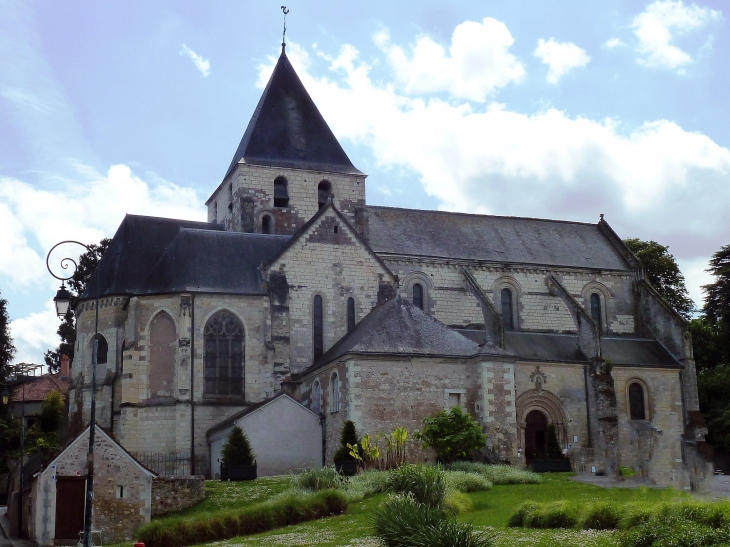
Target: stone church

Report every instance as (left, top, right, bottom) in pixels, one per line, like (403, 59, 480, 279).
(67, 44, 710, 487)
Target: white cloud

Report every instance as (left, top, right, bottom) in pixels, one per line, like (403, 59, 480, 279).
(534, 38, 590, 84)
(9, 301, 60, 365)
(604, 38, 626, 49)
(679, 257, 715, 309)
(260, 37, 730, 280)
(180, 44, 210, 77)
(373, 18, 525, 102)
(631, 0, 722, 71)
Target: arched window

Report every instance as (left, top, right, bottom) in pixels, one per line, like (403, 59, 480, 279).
(313, 295, 324, 359)
(312, 381, 321, 415)
(501, 288, 514, 331)
(149, 312, 176, 397)
(274, 176, 289, 208)
(331, 373, 340, 412)
(318, 181, 331, 210)
(93, 334, 108, 365)
(347, 297, 356, 333)
(262, 214, 271, 234)
(204, 311, 245, 397)
(629, 382, 646, 420)
(590, 293, 602, 330)
(413, 283, 424, 310)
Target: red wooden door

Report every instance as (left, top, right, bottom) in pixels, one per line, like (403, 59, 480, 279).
(55, 477, 86, 540)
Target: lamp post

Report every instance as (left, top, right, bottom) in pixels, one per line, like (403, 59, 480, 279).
(47, 241, 99, 547)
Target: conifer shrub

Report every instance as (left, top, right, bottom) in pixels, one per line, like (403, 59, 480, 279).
(545, 424, 564, 460)
(333, 420, 359, 462)
(221, 426, 255, 466)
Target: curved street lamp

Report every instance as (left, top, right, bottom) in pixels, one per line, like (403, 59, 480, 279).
(47, 240, 99, 547)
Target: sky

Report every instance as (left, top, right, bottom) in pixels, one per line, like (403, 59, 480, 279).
(1, 0, 728, 365)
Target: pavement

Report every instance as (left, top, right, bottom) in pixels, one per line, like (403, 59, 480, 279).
(0, 507, 37, 547)
(571, 472, 730, 498)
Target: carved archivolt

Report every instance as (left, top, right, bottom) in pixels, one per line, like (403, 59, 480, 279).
(516, 388, 569, 446)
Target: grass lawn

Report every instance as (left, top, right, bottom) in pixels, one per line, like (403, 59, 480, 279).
(130, 473, 691, 547)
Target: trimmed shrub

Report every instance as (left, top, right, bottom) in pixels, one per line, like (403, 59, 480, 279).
(414, 407, 487, 463)
(293, 466, 344, 491)
(580, 501, 621, 530)
(373, 494, 492, 547)
(447, 462, 542, 485)
(444, 470, 493, 493)
(386, 463, 447, 508)
(137, 489, 347, 547)
(333, 420, 359, 462)
(221, 425, 255, 466)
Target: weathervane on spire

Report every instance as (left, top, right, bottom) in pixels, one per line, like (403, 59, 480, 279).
(281, 6, 289, 51)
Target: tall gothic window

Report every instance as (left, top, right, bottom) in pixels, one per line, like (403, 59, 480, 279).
(149, 312, 176, 397)
(262, 215, 272, 234)
(629, 382, 646, 420)
(204, 311, 245, 397)
(313, 295, 324, 359)
(501, 288, 514, 331)
(274, 176, 289, 208)
(318, 181, 331, 210)
(331, 372, 340, 412)
(93, 334, 108, 365)
(590, 293, 602, 330)
(413, 283, 424, 310)
(312, 380, 321, 415)
(347, 297, 356, 333)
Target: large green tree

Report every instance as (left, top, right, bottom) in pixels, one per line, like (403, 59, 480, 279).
(702, 244, 730, 365)
(45, 238, 111, 372)
(623, 238, 695, 319)
(0, 290, 16, 380)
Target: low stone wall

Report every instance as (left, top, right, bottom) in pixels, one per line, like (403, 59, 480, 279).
(151, 476, 206, 517)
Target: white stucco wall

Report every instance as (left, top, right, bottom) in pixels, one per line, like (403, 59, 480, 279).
(209, 395, 322, 478)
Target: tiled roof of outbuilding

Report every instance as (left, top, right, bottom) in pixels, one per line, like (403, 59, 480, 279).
(223, 48, 362, 179)
(367, 206, 632, 271)
(10, 374, 70, 403)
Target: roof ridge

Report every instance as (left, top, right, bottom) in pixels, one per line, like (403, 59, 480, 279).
(367, 205, 597, 226)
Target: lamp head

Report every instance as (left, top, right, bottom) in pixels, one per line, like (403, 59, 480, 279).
(53, 283, 73, 319)
(1, 387, 9, 406)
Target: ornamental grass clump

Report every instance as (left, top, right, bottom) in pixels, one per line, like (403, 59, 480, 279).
(509, 500, 578, 529)
(447, 462, 542, 485)
(344, 469, 390, 501)
(444, 470, 493, 492)
(293, 466, 344, 491)
(386, 463, 446, 508)
(579, 501, 621, 530)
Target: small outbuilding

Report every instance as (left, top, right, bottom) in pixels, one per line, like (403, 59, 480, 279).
(208, 393, 322, 478)
(26, 425, 155, 545)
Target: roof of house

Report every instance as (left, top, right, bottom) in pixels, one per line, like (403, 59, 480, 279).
(295, 296, 511, 378)
(140, 229, 291, 295)
(367, 206, 632, 271)
(10, 374, 70, 403)
(82, 214, 223, 298)
(223, 47, 362, 179)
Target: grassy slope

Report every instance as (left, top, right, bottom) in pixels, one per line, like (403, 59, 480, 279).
(128, 473, 690, 547)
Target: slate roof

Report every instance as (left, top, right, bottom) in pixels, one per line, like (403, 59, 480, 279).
(82, 215, 224, 298)
(140, 229, 291, 295)
(224, 47, 362, 179)
(367, 206, 632, 271)
(296, 297, 510, 377)
(456, 330, 682, 368)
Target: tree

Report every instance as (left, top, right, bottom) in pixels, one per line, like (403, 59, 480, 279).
(698, 365, 730, 451)
(702, 244, 730, 365)
(45, 238, 111, 372)
(0, 291, 16, 381)
(545, 424, 563, 460)
(690, 317, 725, 372)
(334, 420, 358, 462)
(221, 425, 255, 466)
(623, 238, 695, 319)
(414, 406, 486, 464)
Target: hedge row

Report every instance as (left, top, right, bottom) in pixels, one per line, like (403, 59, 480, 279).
(137, 489, 347, 547)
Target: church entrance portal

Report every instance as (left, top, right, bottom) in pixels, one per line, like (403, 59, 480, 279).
(525, 410, 547, 462)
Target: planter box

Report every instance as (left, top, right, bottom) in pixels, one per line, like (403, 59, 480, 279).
(530, 459, 572, 473)
(221, 464, 257, 481)
(334, 460, 358, 476)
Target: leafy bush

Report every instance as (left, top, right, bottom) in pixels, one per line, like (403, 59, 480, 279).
(444, 470, 492, 492)
(40, 390, 65, 432)
(221, 426, 255, 466)
(386, 464, 446, 508)
(334, 420, 359, 462)
(414, 406, 486, 463)
(293, 466, 344, 491)
(138, 489, 347, 547)
(373, 494, 492, 547)
(447, 462, 542, 485)
(620, 466, 637, 478)
(580, 501, 621, 530)
(443, 490, 474, 516)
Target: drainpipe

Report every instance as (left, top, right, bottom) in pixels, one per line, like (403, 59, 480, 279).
(190, 293, 196, 476)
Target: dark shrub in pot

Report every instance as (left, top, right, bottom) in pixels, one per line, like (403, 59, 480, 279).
(220, 425, 257, 480)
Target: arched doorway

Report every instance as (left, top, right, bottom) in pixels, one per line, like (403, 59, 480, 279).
(525, 410, 547, 462)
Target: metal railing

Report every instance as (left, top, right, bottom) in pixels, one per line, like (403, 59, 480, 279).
(130, 451, 207, 476)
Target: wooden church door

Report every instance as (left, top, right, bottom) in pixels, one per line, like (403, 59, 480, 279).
(525, 410, 548, 462)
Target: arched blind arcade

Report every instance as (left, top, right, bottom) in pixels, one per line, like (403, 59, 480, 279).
(204, 311, 245, 397)
(93, 334, 108, 365)
(501, 288, 514, 331)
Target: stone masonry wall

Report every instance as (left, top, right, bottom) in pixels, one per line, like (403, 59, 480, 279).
(208, 164, 366, 235)
(151, 476, 205, 517)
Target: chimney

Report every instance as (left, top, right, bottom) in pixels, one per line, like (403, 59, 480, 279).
(60, 354, 71, 378)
